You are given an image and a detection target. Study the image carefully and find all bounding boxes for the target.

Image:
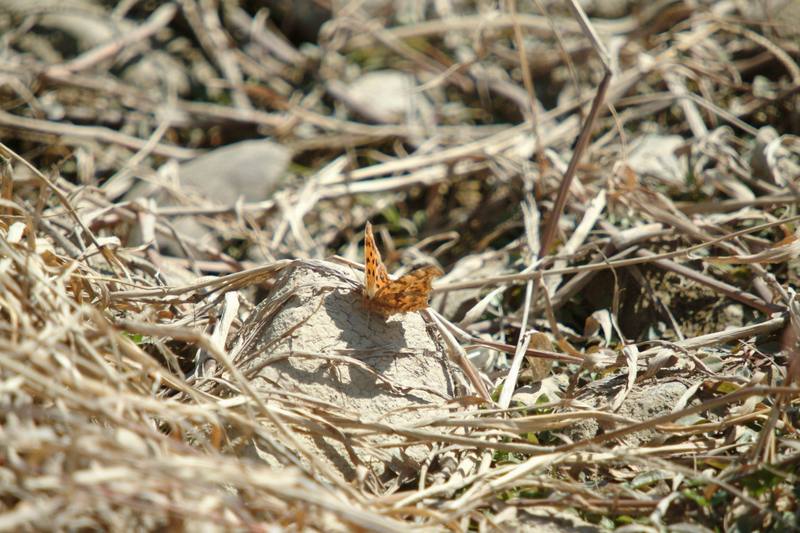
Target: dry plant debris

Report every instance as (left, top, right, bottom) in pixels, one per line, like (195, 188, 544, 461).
(1, 0, 799, 530)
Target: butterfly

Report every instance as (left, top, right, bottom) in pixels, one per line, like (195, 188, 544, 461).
(362, 222, 443, 317)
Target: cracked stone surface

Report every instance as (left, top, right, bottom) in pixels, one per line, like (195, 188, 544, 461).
(567, 375, 695, 447)
(227, 260, 459, 481)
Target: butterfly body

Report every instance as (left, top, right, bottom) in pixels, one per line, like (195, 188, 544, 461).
(362, 222, 443, 317)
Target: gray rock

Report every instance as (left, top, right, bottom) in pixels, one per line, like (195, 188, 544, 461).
(579, 0, 635, 19)
(734, 0, 800, 38)
(227, 260, 461, 481)
(567, 376, 695, 447)
(178, 140, 291, 205)
(627, 134, 687, 186)
(498, 506, 601, 533)
(121, 51, 191, 97)
(124, 140, 290, 256)
(332, 70, 432, 125)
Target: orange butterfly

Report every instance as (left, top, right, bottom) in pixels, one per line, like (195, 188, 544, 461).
(362, 222, 443, 317)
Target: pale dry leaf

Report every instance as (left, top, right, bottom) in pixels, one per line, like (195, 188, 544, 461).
(699, 234, 800, 264)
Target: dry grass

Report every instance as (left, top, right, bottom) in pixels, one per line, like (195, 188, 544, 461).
(1, 0, 799, 530)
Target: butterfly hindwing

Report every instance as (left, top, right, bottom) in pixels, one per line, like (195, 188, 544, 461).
(370, 265, 443, 316)
(364, 221, 389, 298)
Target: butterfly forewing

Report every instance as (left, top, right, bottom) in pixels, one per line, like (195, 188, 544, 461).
(364, 222, 389, 298)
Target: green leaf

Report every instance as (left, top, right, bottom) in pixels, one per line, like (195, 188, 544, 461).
(682, 488, 710, 507)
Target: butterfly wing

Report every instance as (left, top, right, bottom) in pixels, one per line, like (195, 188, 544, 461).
(370, 265, 444, 316)
(363, 221, 389, 298)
